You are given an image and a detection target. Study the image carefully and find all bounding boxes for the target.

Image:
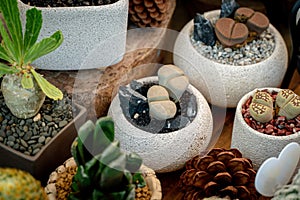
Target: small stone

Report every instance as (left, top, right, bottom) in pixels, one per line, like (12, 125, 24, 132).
(0, 137, 3, 142)
(27, 140, 37, 145)
(32, 148, 40, 155)
(33, 113, 41, 122)
(23, 131, 32, 141)
(23, 125, 29, 132)
(20, 139, 28, 148)
(59, 121, 68, 128)
(7, 135, 15, 142)
(38, 136, 46, 143)
(44, 115, 53, 122)
(0, 116, 3, 123)
(45, 137, 52, 144)
(7, 141, 14, 147)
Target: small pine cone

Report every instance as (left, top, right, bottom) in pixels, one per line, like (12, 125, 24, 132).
(135, 185, 152, 200)
(129, 0, 169, 27)
(179, 148, 260, 200)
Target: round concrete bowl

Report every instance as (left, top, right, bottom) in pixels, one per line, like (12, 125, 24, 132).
(231, 87, 300, 170)
(173, 10, 288, 108)
(18, 0, 128, 70)
(108, 76, 213, 173)
(45, 158, 162, 200)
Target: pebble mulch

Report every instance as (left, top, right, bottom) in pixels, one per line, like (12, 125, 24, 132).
(190, 21, 276, 66)
(21, 0, 118, 7)
(0, 92, 77, 156)
(242, 90, 300, 136)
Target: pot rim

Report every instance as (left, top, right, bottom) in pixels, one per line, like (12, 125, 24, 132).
(111, 76, 212, 136)
(236, 87, 300, 140)
(17, 0, 126, 10)
(181, 9, 288, 69)
(0, 103, 87, 161)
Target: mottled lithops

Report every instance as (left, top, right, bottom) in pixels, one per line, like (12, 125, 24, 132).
(158, 64, 189, 101)
(147, 85, 177, 120)
(249, 91, 274, 123)
(276, 89, 300, 120)
(193, 13, 216, 46)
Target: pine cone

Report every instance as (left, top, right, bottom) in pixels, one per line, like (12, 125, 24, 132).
(129, 0, 168, 27)
(179, 148, 259, 200)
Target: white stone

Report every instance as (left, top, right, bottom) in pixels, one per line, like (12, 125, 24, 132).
(231, 87, 300, 171)
(173, 10, 288, 108)
(18, 0, 128, 70)
(108, 76, 213, 172)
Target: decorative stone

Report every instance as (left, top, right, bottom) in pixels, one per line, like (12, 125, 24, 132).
(215, 17, 248, 47)
(220, 0, 239, 18)
(193, 13, 216, 46)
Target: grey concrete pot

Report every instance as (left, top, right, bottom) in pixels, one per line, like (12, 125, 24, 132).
(18, 0, 128, 70)
(173, 10, 288, 108)
(108, 76, 213, 173)
(231, 87, 300, 170)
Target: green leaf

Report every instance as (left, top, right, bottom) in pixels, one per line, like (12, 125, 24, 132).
(0, 0, 23, 63)
(0, 18, 17, 62)
(30, 68, 63, 100)
(0, 45, 14, 63)
(132, 173, 146, 188)
(0, 62, 18, 76)
(24, 31, 63, 64)
(126, 153, 143, 173)
(24, 8, 42, 52)
(21, 72, 33, 89)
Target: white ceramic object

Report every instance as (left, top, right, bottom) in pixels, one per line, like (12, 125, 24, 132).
(255, 142, 300, 197)
(108, 76, 213, 173)
(18, 0, 128, 70)
(173, 10, 288, 108)
(231, 87, 300, 170)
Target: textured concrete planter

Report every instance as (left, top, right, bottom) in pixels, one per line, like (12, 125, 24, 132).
(18, 0, 128, 70)
(108, 76, 213, 173)
(0, 104, 86, 183)
(45, 157, 162, 200)
(173, 10, 288, 108)
(231, 88, 300, 170)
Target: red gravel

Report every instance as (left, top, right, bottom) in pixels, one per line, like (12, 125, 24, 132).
(242, 89, 300, 136)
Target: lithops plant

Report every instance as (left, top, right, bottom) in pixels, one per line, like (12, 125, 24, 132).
(179, 148, 259, 200)
(249, 91, 274, 123)
(0, 168, 47, 199)
(276, 89, 300, 120)
(272, 169, 300, 199)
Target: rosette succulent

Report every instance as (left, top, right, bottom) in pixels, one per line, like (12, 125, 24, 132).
(0, 0, 63, 119)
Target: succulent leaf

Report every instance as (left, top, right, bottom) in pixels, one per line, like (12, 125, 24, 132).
(126, 153, 143, 172)
(21, 72, 34, 89)
(24, 8, 42, 52)
(30, 68, 63, 100)
(276, 89, 295, 108)
(0, 18, 17, 62)
(278, 95, 300, 120)
(133, 172, 147, 188)
(249, 102, 273, 123)
(0, 62, 18, 78)
(0, 45, 14, 63)
(252, 91, 273, 109)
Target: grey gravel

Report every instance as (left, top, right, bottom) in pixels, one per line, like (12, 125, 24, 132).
(190, 27, 275, 66)
(0, 93, 77, 156)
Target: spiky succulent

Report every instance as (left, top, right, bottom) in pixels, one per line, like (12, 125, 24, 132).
(0, 168, 47, 200)
(0, 0, 63, 100)
(69, 116, 144, 200)
(272, 169, 300, 199)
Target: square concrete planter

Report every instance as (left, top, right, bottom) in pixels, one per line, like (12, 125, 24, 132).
(18, 0, 128, 70)
(0, 103, 86, 183)
(231, 87, 300, 170)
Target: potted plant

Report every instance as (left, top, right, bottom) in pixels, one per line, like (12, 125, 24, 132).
(0, 0, 87, 182)
(231, 87, 300, 170)
(45, 116, 162, 200)
(108, 64, 214, 173)
(173, 0, 288, 108)
(17, 0, 129, 70)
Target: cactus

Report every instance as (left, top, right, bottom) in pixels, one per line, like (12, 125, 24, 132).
(68, 116, 144, 200)
(272, 169, 300, 199)
(0, 168, 47, 200)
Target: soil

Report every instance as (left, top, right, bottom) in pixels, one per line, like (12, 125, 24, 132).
(124, 82, 197, 134)
(242, 89, 300, 136)
(21, 0, 119, 7)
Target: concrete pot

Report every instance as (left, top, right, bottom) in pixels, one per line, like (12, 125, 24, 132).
(45, 157, 162, 200)
(108, 76, 213, 173)
(18, 0, 128, 70)
(0, 103, 86, 183)
(231, 87, 300, 170)
(173, 10, 288, 108)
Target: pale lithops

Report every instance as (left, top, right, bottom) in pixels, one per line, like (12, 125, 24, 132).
(276, 89, 295, 108)
(158, 64, 189, 101)
(249, 91, 274, 123)
(276, 89, 300, 120)
(147, 85, 177, 120)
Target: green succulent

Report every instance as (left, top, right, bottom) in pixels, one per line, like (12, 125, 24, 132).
(0, 0, 63, 100)
(69, 116, 144, 200)
(272, 169, 300, 199)
(0, 168, 47, 200)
